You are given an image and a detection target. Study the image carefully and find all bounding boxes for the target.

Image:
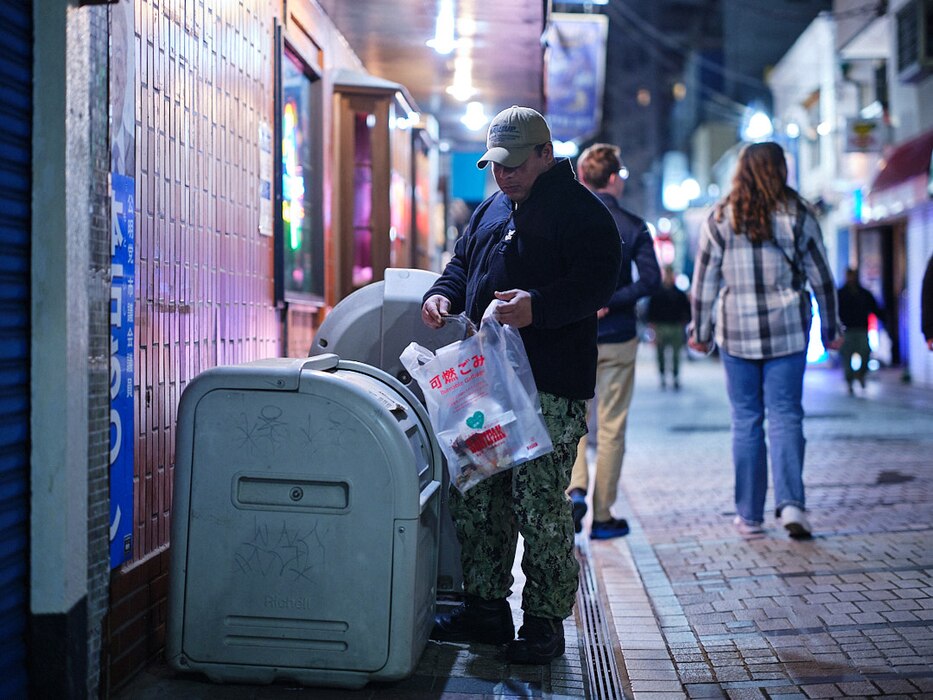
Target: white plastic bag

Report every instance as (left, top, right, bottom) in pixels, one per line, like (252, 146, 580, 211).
(400, 301, 554, 492)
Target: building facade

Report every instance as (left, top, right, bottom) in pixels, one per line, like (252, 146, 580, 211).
(833, 0, 933, 386)
(11, 1, 447, 697)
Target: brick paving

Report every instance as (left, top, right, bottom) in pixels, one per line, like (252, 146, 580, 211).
(114, 347, 933, 699)
(592, 347, 933, 699)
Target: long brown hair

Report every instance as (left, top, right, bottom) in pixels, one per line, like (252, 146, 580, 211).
(716, 141, 795, 243)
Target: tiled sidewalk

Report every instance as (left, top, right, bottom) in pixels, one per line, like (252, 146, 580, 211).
(112, 350, 933, 699)
(587, 350, 933, 699)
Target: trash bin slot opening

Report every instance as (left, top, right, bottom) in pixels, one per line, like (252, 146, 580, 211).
(236, 476, 349, 509)
(224, 635, 348, 652)
(225, 614, 349, 633)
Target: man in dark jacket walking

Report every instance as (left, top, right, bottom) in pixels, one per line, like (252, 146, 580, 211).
(838, 267, 883, 394)
(566, 143, 661, 540)
(421, 107, 621, 664)
(647, 265, 692, 390)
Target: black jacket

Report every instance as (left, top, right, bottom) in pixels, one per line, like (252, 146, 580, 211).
(838, 282, 881, 331)
(923, 255, 933, 342)
(593, 193, 661, 343)
(425, 158, 621, 399)
(647, 284, 691, 326)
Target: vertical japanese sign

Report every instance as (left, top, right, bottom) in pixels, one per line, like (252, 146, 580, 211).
(545, 13, 608, 145)
(109, 0, 136, 568)
(110, 173, 135, 568)
(109, 0, 136, 569)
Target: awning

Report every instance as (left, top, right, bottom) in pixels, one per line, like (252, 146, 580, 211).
(864, 129, 933, 220)
(870, 128, 933, 194)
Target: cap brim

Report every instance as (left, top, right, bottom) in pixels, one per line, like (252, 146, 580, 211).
(476, 145, 535, 169)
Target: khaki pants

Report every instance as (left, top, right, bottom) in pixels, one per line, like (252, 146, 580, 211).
(568, 337, 638, 522)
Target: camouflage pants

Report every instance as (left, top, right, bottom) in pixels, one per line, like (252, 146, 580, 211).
(449, 392, 587, 620)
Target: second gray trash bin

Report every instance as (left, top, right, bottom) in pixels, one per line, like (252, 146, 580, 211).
(309, 268, 466, 594)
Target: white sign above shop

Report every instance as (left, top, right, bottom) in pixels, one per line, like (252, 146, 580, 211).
(845, 118, 885, 153)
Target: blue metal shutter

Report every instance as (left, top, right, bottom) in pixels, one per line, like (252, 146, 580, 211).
(0, 1, 32, 697)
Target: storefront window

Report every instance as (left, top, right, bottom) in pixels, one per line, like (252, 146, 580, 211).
(277, 46, 324, 303)
(389, 100, 413, 269)
(353, 112, 374, 288)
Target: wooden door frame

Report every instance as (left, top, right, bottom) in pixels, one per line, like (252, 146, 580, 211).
(332, 89, 391, 303)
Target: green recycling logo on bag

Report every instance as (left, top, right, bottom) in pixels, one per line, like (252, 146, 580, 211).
(465, 411, 485, 429)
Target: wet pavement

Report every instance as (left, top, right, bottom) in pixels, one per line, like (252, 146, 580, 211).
(114, 346, 933, 699)
(593, 347, 933, 699)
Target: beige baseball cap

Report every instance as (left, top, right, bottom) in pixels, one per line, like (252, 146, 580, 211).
(477, 105, 552, 169)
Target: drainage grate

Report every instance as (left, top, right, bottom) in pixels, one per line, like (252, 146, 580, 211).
(575, 541, 629, 700)
(667, 424, 730, 433)
(876, 469, 915, 484)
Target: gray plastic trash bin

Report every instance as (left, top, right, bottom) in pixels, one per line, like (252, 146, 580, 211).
(309, 268, 466, 594)
(166, 354, 443, 689)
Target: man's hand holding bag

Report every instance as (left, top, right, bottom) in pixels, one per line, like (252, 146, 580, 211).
(400, 300, 553, 493)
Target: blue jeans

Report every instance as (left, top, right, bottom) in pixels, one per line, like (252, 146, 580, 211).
(721, 350, 807, 524)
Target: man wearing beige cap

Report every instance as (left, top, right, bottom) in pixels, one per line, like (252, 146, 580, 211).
(421, 106, 621, 664)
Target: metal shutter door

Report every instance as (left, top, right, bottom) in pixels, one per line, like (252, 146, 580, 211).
(0, 1, 32, 697)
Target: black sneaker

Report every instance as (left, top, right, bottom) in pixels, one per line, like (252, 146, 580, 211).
(590, 517, 629, 540)
(569, 489, 587, 534)
(431, 595, 514, 645)
(504, 615, 565, 664)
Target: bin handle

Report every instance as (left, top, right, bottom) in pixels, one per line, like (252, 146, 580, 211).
(419, 480, 441, 514)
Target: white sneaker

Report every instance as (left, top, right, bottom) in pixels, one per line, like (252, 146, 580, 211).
(780, 505, 812, 538)
(733, 516, 764, 536)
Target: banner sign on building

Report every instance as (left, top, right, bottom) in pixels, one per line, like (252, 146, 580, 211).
(109, 0, 136, 569)
(110, 173, 135, 568)
(545, 13, 608, 144)
(110, 0, 135, 176)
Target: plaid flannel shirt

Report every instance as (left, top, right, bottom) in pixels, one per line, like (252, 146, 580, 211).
(691, 200, 840, 359)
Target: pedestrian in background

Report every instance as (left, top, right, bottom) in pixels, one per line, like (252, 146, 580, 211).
(566, 143, 661, 540)
(422, 107, 621, 664)
(688, 141, 842, 539)
(923, 253, 933, 351)
(647, 265, 692, 390)
(837, 267, 883, 395)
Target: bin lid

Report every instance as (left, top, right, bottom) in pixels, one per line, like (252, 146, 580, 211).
(310, 268, 467, 402)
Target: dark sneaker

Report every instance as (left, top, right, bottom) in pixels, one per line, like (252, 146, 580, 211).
(431, 596, 514, 645)
(504, 615, 565, 664)
(569, 489, 587, 534)
(590, 517, 629, 540)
